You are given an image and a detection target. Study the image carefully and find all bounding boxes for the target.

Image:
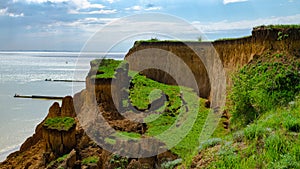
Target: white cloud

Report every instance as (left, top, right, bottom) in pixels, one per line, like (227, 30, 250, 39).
(223, 0, 248, 5)
(14, 0, 105, 9)
(192, 14, 300, 32)
(145, 6, 162, 11)
(71, 0, 105, 9)
(43, 17, 119, 34)
(14, 0, 68, 3)
(0, 8, 8, 15)
(125, 5, 162, 11)
(0, 8, 24, 17)
(8, 12, 24, 17)
(69, 9, 117, 14)
(105, 0, 118, 3)
(125, 5, 143, 11)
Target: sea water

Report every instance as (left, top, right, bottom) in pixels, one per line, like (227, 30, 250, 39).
(0, 51, 124, 162)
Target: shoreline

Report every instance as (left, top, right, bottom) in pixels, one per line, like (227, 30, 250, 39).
(0, 145, 21, 162)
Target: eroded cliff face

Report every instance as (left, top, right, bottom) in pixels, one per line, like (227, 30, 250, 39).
(125, 27, 300, 99)
(1, 26, 300, 169)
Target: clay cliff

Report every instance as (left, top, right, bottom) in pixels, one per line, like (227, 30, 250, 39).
(1, 26, 300, 169)
(125, 26, 300, 99)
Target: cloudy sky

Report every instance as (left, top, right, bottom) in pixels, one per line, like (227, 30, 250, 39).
(0, 0, 299, 51)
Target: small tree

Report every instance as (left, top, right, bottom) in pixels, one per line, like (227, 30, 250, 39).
(197, 36, 202, 42)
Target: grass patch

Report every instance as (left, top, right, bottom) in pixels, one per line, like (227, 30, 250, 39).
(114, 131, 141, 140)
(128, 73, 182, 115)
(161, 159, 182, 169)
(215, 35, 252, 41)
(208, 103, 300, 168)
(124, 72, 210, 167)
(47, 154, 68, 168)
(91, 59, 126, 79)
(254, 24, 300, 29)
(82, 156, 99, 165)
(104, 137, 116, 145)
(43, 117, 75, 131)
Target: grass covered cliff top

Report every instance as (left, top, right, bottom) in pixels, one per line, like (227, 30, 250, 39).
(90, 59, 127, 79)
(254, 24, 300, 30)
(133, 24, 300, 44)
(43, 117, 75, 131)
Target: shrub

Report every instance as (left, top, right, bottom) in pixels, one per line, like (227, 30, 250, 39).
(268, 154, 300, 169)
(198, 138, 223, 151)
(264, 133, 289, 160)
(230, 60, 300, 127)
(283, 115, 300, 132)
(232, 130, 245, 142)
(82, 156, 99, 165)
(244, 124, 268, 140)
(109, 154, 128, 168)
(161, 159, 182, 169)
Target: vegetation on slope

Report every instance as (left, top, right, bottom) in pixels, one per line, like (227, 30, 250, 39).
(90, 59, 126, 79)
(126, 73, 210, 166)
(43, 117, 75, 131)
(196, 96, 300, 169)
(93, 59, 210, 167)
(191, 52, 300, 168)
(230, 52, 300, 128)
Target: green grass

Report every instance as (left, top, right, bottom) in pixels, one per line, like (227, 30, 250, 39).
(207, 99, 300, 168)
(47, 154, 68, 167)
(128, 73, 182, 115)
(43, 117, 75, 131)
(229, 54, 300, 128)
(82, 156, 99, 165)
(90, 59, 126, 79)
(120, 72, 210, 167)
(134, 39, 207, 46)
(215, 35, 252, 41)
(254, 24, 300, 29)
(114, 131, 141, 140)
(197, 53, 300, 168)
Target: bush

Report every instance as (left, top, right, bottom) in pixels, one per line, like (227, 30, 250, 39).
(283, 115, 300, 132)
(264, 133, 289, 160)
(82, 156, 99, 165)
(232, 130, 245, 142)
(198, 138, 223, 151)
(109, 154, 128, 168)
(244, 124, 268, 140)
(230, 60, 300, 127)
(161, 159, 182, 169)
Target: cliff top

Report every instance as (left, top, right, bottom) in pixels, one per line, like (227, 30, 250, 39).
(43, 117, 75, 131)
(133, 24, 300, 44)
(90, 59, 127, 79)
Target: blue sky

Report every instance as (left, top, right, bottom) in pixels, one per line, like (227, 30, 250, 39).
(0, 0, 299, 51)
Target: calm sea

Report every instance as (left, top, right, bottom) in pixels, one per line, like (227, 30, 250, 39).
(0, 51, 124, 162)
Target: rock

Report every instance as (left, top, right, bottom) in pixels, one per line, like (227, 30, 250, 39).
(109, 119, 146, 134)
(204, 100, 210, 108)
(66, 149, 77, 168)
(47, 102, 61, 118)
(138, 157, 156, 169)
(61, 96, 76, 117)
(20, 121, 44, 152)
(24, 162, 32, 169)
(43, 123, 76, 157)
(157, 150, 178, 166)
(127, 159, 142, 169)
